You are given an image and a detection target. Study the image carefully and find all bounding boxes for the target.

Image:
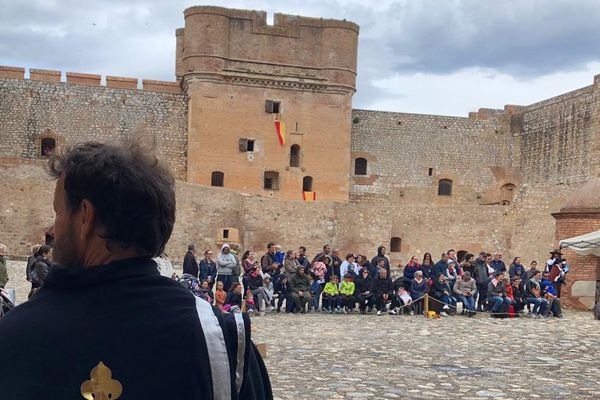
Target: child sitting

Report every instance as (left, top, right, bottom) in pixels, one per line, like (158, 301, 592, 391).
(339, 274, 356, 313)
(322, 275, 341, 313)
(244, 289, 257, 315)
(397, 287, 413, 315)
(214, 281, 226, 310)
(263, 276, 275, 311)
(223, 282, 243, 313)
(198, 280, 214, 304)
(274, 275, 291, 313)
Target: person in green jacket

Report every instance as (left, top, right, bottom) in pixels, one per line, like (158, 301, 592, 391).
(322, 275, 340, 313)
(0, 244, 8, 288)
(339, 273, 356, 313)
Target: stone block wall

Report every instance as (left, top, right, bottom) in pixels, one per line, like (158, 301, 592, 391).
(0, 71, 188, 179)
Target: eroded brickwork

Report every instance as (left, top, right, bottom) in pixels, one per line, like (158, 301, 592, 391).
(0, 77, 188, 179)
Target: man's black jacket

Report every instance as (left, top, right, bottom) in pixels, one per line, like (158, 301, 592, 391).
(0, 257, 272, 399)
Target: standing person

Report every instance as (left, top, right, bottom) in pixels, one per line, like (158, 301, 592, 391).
(403, 256, 421, 281)
(283, 250, 301, 276)
(0, 141, 271, 398)
(229, 244, 242, 284)
(290, 266, 311, 313)
(508, 256, 526, 280)
(371, 246, 390, 274)
(545, 250, 562, 274)
(446, 259, 458, 290)
(26, 245, 43, 299)
(548, 260, 567, 298)
(31, 245, 53, 289)
(526, 260, 538, 279)
(460, 253, 475, 276)
(182, 243, 198, 278)
(490, 252, 506, 274)
(312, 244, 332, 264)
(340, 253, 357, 279)
(261, 242, 282, 278)
(0, 244, 8, 288)
(199, 250, 217, 290)
(453, 271, 477, 317)
(297, 246, 311, 269)
(421, 253, 434, 281)
(216, 243, 237, 292)
(330, 249, 343, 280)
(433, 253, 449, 279)
(473, 252, 492, 311)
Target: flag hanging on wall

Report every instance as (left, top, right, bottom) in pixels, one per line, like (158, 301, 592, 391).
(302, 191, 316, 201)
(274, 118, 286, 147)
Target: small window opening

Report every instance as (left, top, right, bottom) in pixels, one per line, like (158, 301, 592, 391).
(295, 122, 299, 131)
(354, 158, 367, 175)
(264, 171, 280, 191)
(265, 100, 281, 113)
(428, 167, 433, 176)
(438, 179, 452, 196)
(302, 176, 313, 192)
(390, 237, 401, 252)
(290, 144, 301, 167)
(41, 137, 56, 157)
(239, 138, 255, 152)
(223, 229, 229, 239)
(211, 171, 224, 187)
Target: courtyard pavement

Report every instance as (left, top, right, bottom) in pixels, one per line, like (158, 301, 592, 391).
(5, 260, 600, 399)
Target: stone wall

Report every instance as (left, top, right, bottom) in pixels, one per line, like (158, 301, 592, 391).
(350, 109, 516, 205)
(0, 71, 188, 179)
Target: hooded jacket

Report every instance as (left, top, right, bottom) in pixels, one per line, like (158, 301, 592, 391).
(370, 246, 390, 275)
(217, 244, 237, 276)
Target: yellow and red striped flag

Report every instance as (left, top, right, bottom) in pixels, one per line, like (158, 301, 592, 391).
(274, 118, 286, 147)
(302, 191, 316, 201)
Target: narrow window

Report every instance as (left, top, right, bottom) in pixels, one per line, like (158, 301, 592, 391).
(239, 138, 255, 152)
(390, 237, 401, 252)
(223, 229, 229, 239)
(290, 144, 301, 167)
(265, 100, 281, 113)
(264, 171, 280, 191)
(302, 176, 313, 192)
(438, 179, 452, 196)
(428, 167, 433, 176)
(354, 158, 367, 175)
(211, 171, 224, 187)
(41, 137, 56, 157)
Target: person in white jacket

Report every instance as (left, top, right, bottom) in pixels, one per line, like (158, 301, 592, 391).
(217, 243, 237, 292)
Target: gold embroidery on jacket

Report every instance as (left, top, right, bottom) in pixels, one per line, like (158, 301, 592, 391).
(80, 361, 123, 400)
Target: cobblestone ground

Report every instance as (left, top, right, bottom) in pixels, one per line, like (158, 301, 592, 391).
(252, 309, 600, 399)
(6, 261, 600, 399)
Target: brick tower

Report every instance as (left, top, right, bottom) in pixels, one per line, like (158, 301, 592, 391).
(176, 6, 359, 201)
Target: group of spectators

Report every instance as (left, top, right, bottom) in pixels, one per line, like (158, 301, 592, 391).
(182, 242, 569, 319)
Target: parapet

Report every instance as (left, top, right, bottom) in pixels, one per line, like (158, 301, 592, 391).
(468, 108, 504, 120)
(0, 65, 182, 94)
(178, 6, 359, 93)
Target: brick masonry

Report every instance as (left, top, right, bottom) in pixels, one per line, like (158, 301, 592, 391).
(1, 6, 600, 310)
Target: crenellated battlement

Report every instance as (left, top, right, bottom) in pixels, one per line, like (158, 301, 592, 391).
(176, 6, 358, 93)
(0, 66, 182, 94)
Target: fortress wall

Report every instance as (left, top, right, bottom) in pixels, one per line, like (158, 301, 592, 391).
(350, 109, 515, 205)
(0, 72, 188, 179)
(518, 79, 600, 185)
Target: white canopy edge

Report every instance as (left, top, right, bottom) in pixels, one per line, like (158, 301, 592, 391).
(559, 229, 600, 256)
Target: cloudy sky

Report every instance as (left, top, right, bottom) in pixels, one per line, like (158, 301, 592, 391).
(2, 0, 600, 116)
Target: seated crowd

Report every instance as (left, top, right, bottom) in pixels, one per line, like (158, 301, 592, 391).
(182, 242, 568, 319)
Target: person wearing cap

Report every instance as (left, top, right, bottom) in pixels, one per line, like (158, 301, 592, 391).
(545, 249, 562, 274)
(487, 271, 512, 316)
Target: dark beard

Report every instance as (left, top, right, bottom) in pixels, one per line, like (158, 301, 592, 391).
(53, 229, 83, 269)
